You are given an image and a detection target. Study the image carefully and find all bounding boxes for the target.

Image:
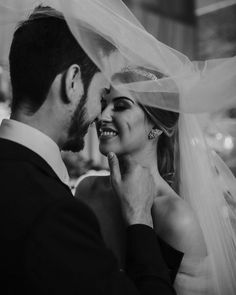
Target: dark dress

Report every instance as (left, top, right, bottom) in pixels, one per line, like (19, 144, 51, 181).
(157, 236, 184, 283)
(76, 174, 184, 284)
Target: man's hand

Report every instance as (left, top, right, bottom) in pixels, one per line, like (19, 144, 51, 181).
(107, 152, 155, 228)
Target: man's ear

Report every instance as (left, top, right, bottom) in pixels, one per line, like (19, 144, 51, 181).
(64, 64, 83, 103)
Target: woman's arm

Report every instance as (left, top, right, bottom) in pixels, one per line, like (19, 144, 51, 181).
(152, 195, 207, 258)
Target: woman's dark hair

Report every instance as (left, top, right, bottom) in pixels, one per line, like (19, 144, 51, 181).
(141, 104, 179, 187)
(9, 6, 99, 114)
(112, 67, 179, 187)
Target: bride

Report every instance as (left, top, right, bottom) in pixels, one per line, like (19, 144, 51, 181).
(75, 67, 209, 293)
(70, 0, 236, 294)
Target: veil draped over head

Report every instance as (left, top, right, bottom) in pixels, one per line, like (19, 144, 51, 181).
(1, 0, 236, 294)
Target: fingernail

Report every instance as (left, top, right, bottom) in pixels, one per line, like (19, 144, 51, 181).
(107, 152, 114, 160)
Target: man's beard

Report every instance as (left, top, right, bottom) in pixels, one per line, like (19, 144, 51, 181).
(62, 94, 90, 152)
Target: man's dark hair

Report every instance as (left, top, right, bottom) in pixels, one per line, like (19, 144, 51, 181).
(9, 6, 98, 113)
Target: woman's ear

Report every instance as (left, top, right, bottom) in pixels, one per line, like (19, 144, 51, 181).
(64, 64, 84, 103)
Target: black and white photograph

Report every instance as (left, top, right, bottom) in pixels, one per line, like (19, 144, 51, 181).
(0, 1, 236, 294)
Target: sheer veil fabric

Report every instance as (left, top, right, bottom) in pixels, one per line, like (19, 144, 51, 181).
(1, 0, 236, 294)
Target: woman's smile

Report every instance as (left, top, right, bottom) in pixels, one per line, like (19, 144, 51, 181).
(99, 126, 118, 140)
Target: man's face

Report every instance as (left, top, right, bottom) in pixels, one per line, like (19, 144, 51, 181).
(63, 72, 109, 152)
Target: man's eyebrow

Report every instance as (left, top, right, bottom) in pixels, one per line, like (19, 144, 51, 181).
(102, 87, 111, 94)
(101, 87, 111, 99)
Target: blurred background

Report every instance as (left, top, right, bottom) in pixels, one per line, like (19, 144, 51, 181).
(0, 0, 236, 186)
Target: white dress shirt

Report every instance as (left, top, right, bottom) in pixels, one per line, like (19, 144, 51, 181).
(0, 119, 70, 186)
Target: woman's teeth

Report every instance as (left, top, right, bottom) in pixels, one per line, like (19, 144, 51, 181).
(100, 131, 117, 137)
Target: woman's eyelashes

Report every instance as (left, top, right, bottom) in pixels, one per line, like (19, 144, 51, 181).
(114, 101, 128, 111)
(113, 97, 134, 111)
(100, 96, 134, 112)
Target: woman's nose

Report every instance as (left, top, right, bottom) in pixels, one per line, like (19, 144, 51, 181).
(99, 104, 113, 122)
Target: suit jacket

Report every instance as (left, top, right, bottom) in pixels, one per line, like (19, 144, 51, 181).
(0, 138, 176, 295)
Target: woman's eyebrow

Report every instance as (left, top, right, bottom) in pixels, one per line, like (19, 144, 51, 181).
(113, 96, 135, 104)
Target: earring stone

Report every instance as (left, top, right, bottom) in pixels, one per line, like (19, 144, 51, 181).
(148, 129, 162, 140)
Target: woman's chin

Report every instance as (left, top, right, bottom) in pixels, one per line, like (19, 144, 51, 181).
(99, 144, 121, 157)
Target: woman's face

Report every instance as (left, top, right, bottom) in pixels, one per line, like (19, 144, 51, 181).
(96, 87, 153, 156)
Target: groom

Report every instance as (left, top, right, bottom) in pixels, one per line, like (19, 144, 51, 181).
(0, 6, 176, 295)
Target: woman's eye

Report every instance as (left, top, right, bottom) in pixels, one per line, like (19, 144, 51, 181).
(114, 100, 130, 110)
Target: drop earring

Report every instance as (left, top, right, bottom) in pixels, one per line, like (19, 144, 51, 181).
(148, 128, 163, 140)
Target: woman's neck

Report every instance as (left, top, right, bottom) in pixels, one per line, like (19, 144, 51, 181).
(118, 145, 177, 199)
(118, 145, 161, 182)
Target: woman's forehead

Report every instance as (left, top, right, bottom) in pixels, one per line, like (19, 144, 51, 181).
(103, 86, 136, 102)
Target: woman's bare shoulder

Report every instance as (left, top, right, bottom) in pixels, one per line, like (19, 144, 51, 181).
(153, 194, 207, 256)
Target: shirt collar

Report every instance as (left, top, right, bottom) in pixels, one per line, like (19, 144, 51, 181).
(0, 119, 70, 186)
